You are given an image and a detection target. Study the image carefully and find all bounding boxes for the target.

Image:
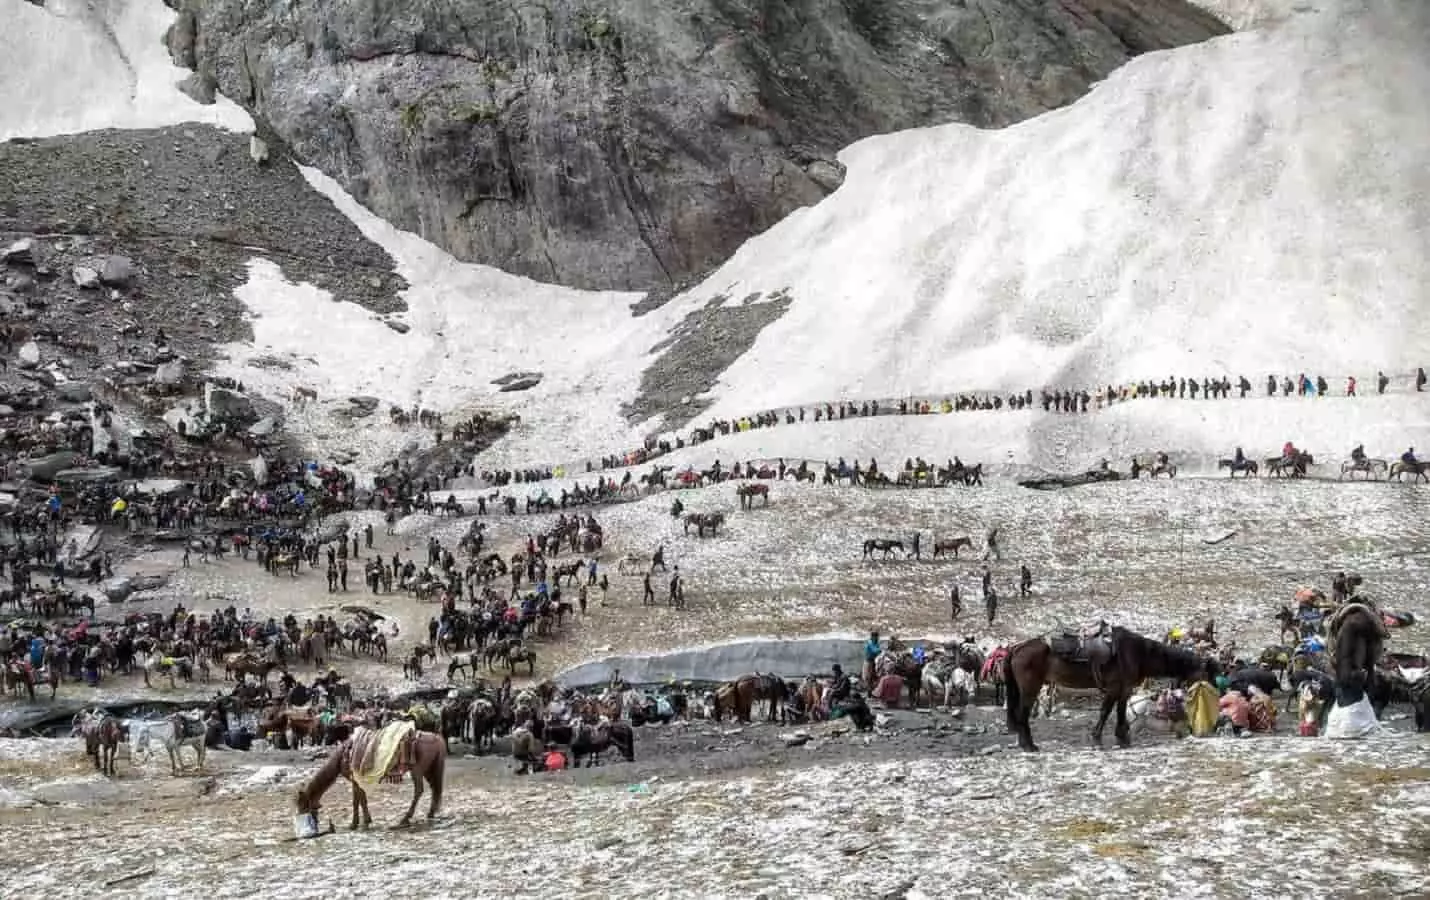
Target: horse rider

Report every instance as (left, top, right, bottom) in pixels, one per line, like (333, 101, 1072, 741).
(1155, 451, 1169, 468)
(1233, 446, 1246, 468)
(1281, 441, 1297, 466)
(1350, 444, 1367, 465)
(1402, 447, 1419, 466)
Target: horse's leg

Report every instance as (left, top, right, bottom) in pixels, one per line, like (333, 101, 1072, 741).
(1113, 694, 1132, 748)
(1091, 693, 1115, 746)
(401, 772, 423, 826)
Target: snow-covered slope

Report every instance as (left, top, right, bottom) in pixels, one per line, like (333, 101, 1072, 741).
(677, 0, 1430, 423)
(207, 0, 1429, 475)
(0, 0, 252, 140)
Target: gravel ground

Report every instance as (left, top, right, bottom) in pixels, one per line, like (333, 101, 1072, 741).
(0, 125, 405, 374)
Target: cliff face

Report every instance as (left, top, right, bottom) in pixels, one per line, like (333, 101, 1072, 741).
(170, 0, 1229, 292)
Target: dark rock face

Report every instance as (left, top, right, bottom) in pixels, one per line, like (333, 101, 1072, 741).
(174, 0, 1228, 293)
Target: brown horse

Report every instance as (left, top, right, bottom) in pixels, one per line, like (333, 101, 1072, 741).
(225, 654, 283, 685)
(737, 483, 770, 509)
(1004, 627, 1214, 751)
(1327, 602, 1388, 706)
(711, 676, 761, 723)
(295, 722, 446, 829)
(683, 512, 726, 536)
(570, 720, 636, 766)
(931, 537, 972, 559)
(73, 710, 123, 776)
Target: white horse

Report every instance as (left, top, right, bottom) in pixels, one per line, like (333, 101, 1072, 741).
(131, 714, 207, 775)
(922, 660, 976, 708)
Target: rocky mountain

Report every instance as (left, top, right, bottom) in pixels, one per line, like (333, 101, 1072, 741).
(166, 0, 1229, 293)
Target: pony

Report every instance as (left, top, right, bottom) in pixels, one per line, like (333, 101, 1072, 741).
(295, 722, 446, 830)
(132, 713, 207, 775)
(1004, 626, 1214, 751)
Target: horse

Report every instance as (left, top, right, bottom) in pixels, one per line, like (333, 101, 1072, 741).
(225, 654, 283, 686)
(73, 710, 123, 776)
(1217, 458, 1258, 478)
(862, 538, 904, 559)
(1004, 626, 1214, 751)
(1326, 602, 1388, 706)
(295, 722, 446, 830)
(1266, 451, 1314, 479)
(931, 537, 972, 559)
(446, 653, 481, 682)
(683, 512, 725, 537)
(143, 655, 194, 689)
(1390, 460, 1430, 483)
(1340, 458, 1388, 480)
(710, 677, 758, 723)
(132, 713, 207, 775)
(570, 720, 636, 767)
(922, 659, 975, 708)
(737, 483, 770, 509)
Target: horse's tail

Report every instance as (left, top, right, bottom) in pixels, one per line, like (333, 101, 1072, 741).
(1004, 648, 1023, 731)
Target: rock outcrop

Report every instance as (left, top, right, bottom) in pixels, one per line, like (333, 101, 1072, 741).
(171, 0, 1228, 292)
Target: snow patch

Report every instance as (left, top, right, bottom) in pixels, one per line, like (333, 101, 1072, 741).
(0, 0, 253, 141)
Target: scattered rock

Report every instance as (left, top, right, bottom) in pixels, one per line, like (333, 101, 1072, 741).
(782, 731, 811, 748)
(99, 255, 136, 287)
(383, 319, 410, 334)
(16, 341, 40, 369)
(177, 72, 218, 106)
(249, 136, 269, 166)
(56, 382, 92, 402)
(1, 239, 36, 266)
(153, 360, 184, 386)
(71, 266, 100, 289)
(804, 159, 847, 193)
(21, 450, 82, 481)
(497, 374, 542, 393)
(205, 385, 256, 424)
(247, 416, 277, 437)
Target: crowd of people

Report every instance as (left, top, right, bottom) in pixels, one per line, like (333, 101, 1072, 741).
(473, 367, 1430, 488)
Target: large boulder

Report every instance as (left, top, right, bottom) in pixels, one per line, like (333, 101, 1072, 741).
(176, 0, 1228, 292)
(16, 341, 40, 369)
(98, 255, 136, 287)
(205, 385, 257, 425)
(22, 451, 82, 482)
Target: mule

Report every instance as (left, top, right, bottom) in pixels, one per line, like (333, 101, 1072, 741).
(1004, 626, 1214, 751)
(295, 722, 446, 829)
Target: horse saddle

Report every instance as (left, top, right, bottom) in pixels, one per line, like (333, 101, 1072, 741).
(1052, 626, 1115, 668)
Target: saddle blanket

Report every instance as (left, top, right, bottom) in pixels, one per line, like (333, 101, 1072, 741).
(349, 721, 415, 786)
